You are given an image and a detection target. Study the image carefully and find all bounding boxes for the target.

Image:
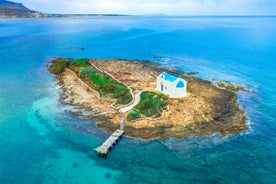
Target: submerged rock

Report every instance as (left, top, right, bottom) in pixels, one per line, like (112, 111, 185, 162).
(215, 80, 247, 92)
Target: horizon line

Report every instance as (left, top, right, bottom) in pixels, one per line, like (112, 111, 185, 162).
(36, 13, 276, 17)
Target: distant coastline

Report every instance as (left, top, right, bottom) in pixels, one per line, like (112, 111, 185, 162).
(1, 1, 275, 19)
(0, 12, 130, 19)
(48, 58, 248, 139)
(0, 0, 130, 18)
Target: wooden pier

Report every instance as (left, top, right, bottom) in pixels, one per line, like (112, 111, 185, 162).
(94, 118, 125, 155)
(94, 129, 124, 155)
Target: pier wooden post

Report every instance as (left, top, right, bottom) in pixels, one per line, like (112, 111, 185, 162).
(120, 118, 125, 130)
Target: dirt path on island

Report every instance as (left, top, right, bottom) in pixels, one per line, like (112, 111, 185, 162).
(119, 91, 142, 113)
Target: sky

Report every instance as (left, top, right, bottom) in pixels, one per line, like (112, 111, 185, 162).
(13, 0, 276, 15)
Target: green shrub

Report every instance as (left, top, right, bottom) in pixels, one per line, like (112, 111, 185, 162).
(116, 93, 132, 105)
(50, 58, 132, 106)
(127, 91, 168, 121)
(49, 59, 68, 74)
(127, 109, 141, 121)
(68, 59, 132, 106)
(69, 59, 89, 67)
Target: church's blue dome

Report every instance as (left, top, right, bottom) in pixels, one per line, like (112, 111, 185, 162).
(176, 81, 185, 88)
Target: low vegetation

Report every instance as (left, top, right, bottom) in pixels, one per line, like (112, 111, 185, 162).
(48, 58, 69, 74)
(49, 58, 132, 106)
(127, 91, 169, 121)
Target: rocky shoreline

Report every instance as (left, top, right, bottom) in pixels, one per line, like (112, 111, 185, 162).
(50, 58, 248, 139)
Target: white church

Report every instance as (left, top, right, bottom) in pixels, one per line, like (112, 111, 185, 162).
(156, 72, 187, 98)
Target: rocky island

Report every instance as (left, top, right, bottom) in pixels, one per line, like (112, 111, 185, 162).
(48, 58, 248, 139)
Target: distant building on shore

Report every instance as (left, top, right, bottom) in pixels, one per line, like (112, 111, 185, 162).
(156, 72, 187, 98)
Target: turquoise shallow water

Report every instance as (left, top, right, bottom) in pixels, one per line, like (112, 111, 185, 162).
(0, 16, 276, 183)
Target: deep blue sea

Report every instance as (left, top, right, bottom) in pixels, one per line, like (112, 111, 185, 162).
(0, 16, 275, 184)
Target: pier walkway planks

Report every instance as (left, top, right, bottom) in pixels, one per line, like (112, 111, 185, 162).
(94, 129, 124, 155)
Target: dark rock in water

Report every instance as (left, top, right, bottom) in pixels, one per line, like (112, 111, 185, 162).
(70, 46, 85, 50)
(70, 111, 83, 116)
(105, 172, 112, 178)
(153, 55, 161, 59)
(46, 163, 54, 169)
(185, 71, 199, 76)
(215, 81, 247, 92)
(72, 162, 79, 168)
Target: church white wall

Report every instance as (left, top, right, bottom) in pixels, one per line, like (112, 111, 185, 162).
(156, 76, 187, 98)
